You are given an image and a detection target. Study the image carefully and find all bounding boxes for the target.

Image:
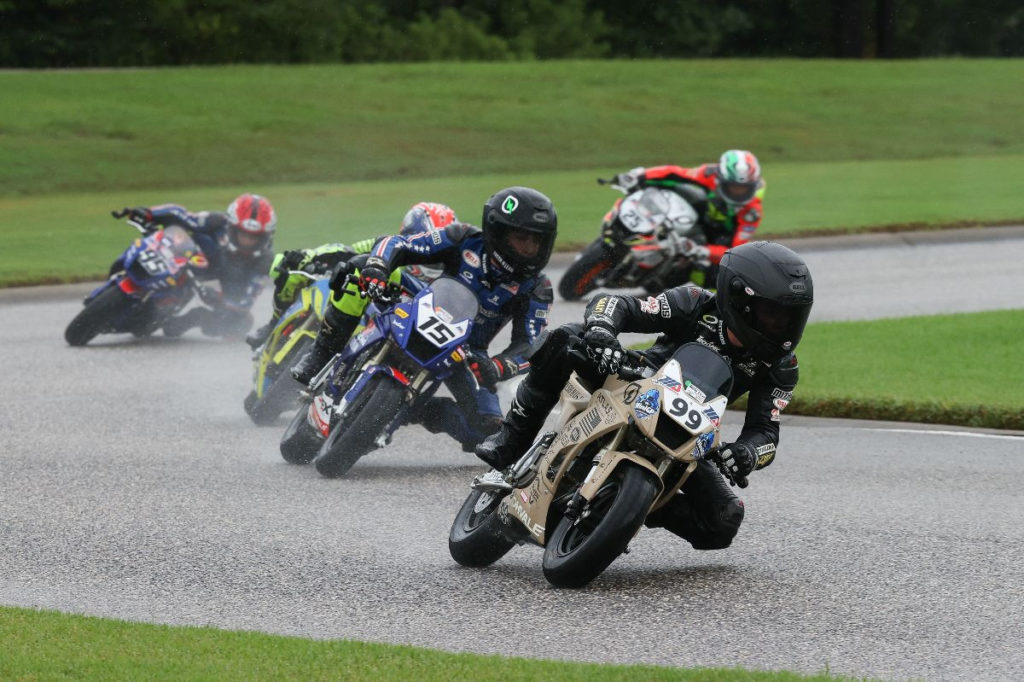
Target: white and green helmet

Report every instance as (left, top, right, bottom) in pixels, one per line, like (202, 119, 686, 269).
(715, 149, 762, 205)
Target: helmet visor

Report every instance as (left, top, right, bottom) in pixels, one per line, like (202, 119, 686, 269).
(741, 297, 810, 348)
(719, 180, 757, 205)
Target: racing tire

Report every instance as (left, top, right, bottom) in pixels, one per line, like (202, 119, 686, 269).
(557, 239, 614, 301)
(448, 488, 522, 568)
(279, 403, 324, 465)
(313, 375, 405, 478)
(541, 463, 659, 588)
(245, 337, 312, 425)
(64, 285, 132, 346)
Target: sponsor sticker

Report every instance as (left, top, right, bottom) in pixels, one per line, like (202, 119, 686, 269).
(462, 250, 481, 268)
(640, 296, 659, 314)
(684, 382, 706, 403)
(634, 388, 660, 420)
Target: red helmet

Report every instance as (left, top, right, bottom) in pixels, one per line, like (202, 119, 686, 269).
(400, 202, 457, 237)
(226, 193, 276, 257)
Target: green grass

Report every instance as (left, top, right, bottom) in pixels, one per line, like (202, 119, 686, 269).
(0, 606, 856, 681)
(2, 153, 1022, 286)
(2, 59, 1022, 196)
(788, 310, 1023, 429)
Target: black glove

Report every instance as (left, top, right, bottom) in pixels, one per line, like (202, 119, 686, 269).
(111, 206, 153, 223)
(358, 256, 393, 304)
(468, 351, 500, 391)
(583, 325, 624, 375)
(328, 260, 355, 297)
(715, 442, 756, 484)
(281, 249, 305, 270)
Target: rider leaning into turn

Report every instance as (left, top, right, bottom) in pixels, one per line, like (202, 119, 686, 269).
(476, 241, 813, 551)
(611, 149, 765, 287)
(245, 202, 457, 350)
(290, 187, 557, 453)
(113, 193, 277, 339)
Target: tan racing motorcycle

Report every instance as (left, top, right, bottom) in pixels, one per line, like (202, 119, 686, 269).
(448, 339, 738, 588)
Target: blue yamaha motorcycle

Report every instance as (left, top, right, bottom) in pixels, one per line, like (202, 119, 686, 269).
(279, 276, 478, 477)
(65, 220, 209, 346)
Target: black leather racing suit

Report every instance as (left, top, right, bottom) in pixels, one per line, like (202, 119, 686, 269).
(524, 285, 798, 550)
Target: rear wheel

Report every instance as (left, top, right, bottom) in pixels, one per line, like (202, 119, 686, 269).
(558, 239, 615, 302)
(65, 285, 133, 346)
(313, 375, 405, 478)
(541, 463, 659, 588)
(279, 403, 323, 464)
(449, 488, 522, 567)
(245, 337, 312, 425)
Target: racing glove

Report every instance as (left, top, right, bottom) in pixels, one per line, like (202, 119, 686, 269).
(328, 260, 355, 297)
(583, 325, 624, 375)
(467, 352, 500, 391)
(111, 206, 154, 225)
(469, 353, 522, 390)
(357, 256, 393, 304)
(715, 441, 756, 484)
(610, 167, 644, 193)
(679, 238, 711, 265)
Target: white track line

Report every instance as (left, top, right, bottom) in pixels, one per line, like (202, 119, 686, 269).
(869, 428, 1023, 442)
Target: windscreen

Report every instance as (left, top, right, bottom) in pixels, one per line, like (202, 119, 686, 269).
(427, 277, 479, 322)
(669, 342, 734, 399)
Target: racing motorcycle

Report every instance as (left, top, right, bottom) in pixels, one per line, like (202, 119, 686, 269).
(279, 275, 477, 478)
(65, 218, 210, 346)
(448, 339, 738, 588)
(243, 271, 331, 425)
(558, 181, 707, 301)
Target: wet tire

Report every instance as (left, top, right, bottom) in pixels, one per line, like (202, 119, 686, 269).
(65, 285, 132, 346)
(449, 488, 521, 568)
(313, 376, 405, 478)
(557, 239, 614, 301)
(541, 463, 659, 588)
(245, 338, 312, 425)
(279, 403, 323, 465)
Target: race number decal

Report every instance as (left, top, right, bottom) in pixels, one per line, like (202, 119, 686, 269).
(416, 293, 470, 348)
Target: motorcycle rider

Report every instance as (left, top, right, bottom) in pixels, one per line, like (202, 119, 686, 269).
(245, 202, 457, 350)
(610, 149, 765, 287)
(112, 193, 277, 338)
(476, 241, 813, 551)
(290, 187, 557, 452)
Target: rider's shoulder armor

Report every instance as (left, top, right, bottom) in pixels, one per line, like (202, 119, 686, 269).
(443, 222, 482, 243)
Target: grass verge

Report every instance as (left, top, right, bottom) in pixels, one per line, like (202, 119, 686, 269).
(767, 310, 1022, 430)
(2, 60, 1022, 196)
(2, 154, 1022, 286)
(0, 606, 857, 681)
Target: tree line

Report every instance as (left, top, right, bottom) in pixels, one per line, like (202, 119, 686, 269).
(2, 0, 1021, 67)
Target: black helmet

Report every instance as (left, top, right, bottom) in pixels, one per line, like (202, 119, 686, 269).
(716, 241, 813, 363)
(482, 186, 557, 279)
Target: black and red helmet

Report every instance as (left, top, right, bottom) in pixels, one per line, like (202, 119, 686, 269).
(226, 193, 276, 258)
(716, 241, 813, 363)
(481, 187, 557, 279)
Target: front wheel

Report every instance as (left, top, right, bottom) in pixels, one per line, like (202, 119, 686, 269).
(557, 239, 615, 301)
(65, 285, 133, 346)
(542, 463, 659, 588)
(313, 375, 406, 478)
(245, 337, 312, 425)
(449, 488, 522, 567)
(279, 403, 323, 465)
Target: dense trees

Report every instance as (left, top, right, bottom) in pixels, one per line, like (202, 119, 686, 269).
(1, 0, 1020, 67)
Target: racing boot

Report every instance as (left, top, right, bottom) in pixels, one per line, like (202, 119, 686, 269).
(474, 378, 557, 469)
(162, 307, 212, 338)
(245, 315, 279, 350)
(289, 308, 359, 385)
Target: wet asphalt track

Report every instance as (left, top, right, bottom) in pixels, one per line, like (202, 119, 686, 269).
(2, 227, 1023, 681)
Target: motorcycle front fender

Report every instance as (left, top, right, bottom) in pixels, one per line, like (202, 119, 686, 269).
(578, 450, 663, 502)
